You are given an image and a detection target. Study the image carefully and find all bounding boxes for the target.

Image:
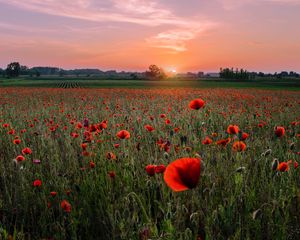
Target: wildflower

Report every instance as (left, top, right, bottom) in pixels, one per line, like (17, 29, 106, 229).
(216, 138, 231, 147)
(232, 141, 247, 152)
(145, 165, 156, 176)
(202, 137, 213, 145)
(61, 200, 71, 213)
(15, 155, 25, 162)
(90, 161, 95, 168)
(13, 139, 21, 145)
(108, 171, 116, 179)
(164, 158, 201, 191)
(22, 147, 32, 155)
(277, 162, 289, 172)
(50, 191, 57, 197)
(116, 130, 130, 139)
(241, 132, 249, 140)
(33, 179, 42, 187)
(189, 99, 205, 110)
(227, 125, 239, 134)
(144, 125, 154, 132)
(275, 126, 285, 137)
(155, 164, 166, 174)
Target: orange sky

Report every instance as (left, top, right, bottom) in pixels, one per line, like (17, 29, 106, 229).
(0, 0, 299, 72)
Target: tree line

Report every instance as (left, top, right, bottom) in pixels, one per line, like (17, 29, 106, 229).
(0, 62, 299, 80)
(219, 67, 299, 80)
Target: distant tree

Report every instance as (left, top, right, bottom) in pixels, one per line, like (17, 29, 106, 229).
(36, 71, 41, 77)
(220, 67, 250, 80)
(0, 68, 3, 77)
(258, 72, 265, 77)
(146, 65, 166, 80)
(279, 71, 289, 78)
(130, 73, 138, 80)
(20, 65, 30, 75)
(6, 62, 21, 78)
(59, 70, 65, 77)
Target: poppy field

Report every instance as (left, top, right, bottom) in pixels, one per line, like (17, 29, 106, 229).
(0, 87, 300, 240)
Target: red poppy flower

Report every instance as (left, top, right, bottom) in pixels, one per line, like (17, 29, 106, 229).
(61, 200, 71, 213)
(232, 141, 247, 152)
(202, 137, 213, 145)
(145, 165, 156, 176)
(81, 143, 88, 151)
(174, 127, 180, 133)
(117, 130, 130, 139)
(15, 155, 25, 162)
(164, 158, 201, 192)
(155, 164, 166, 174)
(275, 126, 285, 137)
(106, 152, 117, 160)
(227, 125, 239, 134)
(294, 161, 299, 169)
(13, 139, 21, 145)
(33, 179, 42, 187)
(2, 123, 10, 128)
(144, 125, 154, 132)
(98, 122, 107, 130)
(70, 132, 79, 138)
(90, 161, 95, 168)
(241, 132, 249, 140)
(22, 147, 32, 155)
(277, 162, 289, 172)
(76, 122, 83, 129)
(8, 129, 15, 135)
(189, 99, 205, 110)
(50, 191, 57, 197)
(108, 171, 116, 179)
(216, 138, 231, 146)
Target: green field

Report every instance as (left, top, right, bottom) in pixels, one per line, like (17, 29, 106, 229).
(0, 77, 300, 90)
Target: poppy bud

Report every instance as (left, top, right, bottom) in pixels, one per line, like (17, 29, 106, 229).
(271, 158, 279, 171)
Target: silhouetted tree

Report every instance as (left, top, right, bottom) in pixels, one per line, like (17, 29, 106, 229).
(6, 62, 21, 78)
(220, 67, 250, 80)
(146, 65, 166, 80)
(20, 65, 29, 75)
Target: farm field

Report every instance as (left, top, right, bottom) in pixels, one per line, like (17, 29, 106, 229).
(0, 77, 300, 90)
(0, 87, 300, 239)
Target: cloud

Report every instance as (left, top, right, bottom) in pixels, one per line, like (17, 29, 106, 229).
(147, 23, 216, 53)
(0, 0, 191, 27)
(220, 0, 300, 10)
(0, 0, 215, 52)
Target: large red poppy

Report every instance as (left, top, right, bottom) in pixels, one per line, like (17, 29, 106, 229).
(189, 99, 205, 110)
(164, 158, 201, 192)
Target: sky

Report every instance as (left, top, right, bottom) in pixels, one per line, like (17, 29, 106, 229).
(0, 0, 299, 73)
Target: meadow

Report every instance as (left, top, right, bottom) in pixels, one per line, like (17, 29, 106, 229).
(0, 87, 299, 239)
